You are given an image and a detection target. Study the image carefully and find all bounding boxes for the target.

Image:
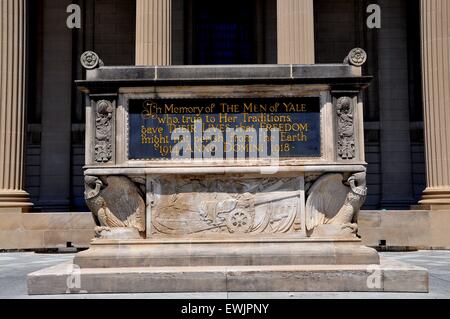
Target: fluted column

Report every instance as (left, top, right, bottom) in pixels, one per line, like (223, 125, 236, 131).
(419, 0, 450, 210)
(277, 0, 315, 64)
(0, 0, 32, 210)
(135, 0, 172, 65)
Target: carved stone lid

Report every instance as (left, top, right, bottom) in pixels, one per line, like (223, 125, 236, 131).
(76, 64, 372, 93)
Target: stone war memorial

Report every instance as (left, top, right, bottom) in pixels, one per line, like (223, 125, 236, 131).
(27, 49, 428, 294)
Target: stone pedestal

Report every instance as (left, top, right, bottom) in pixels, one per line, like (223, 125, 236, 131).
(419, 0, 450, 210)
(0, 0, 32, 211)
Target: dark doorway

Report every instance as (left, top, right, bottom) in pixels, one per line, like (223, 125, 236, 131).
(189, 0, 257, 64)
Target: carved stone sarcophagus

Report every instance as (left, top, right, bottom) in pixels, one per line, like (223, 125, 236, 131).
(76, 49, 379, 264)
(26, 51, 429, 295)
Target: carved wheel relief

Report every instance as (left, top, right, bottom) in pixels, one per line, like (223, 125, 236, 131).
(227, 210, 253, 233)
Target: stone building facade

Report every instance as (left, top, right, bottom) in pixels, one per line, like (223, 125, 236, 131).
(1, 0, 449, 248)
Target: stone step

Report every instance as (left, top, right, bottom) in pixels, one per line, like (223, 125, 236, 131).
(73, 240, 380, 268)
(27, 257, 428, 295)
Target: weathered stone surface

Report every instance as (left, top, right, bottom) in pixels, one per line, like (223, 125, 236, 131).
(0, 213, 23, 231)
(0, 231, 45, 250)
(428, 211, 450, 249)
(358, 210, 432, 248)
(42, 230, 96, 248)
(0, 212, 95, 250)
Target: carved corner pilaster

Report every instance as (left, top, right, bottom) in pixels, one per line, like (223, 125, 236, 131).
(89, 99, 116, 165)
(334, 95, 357, 161)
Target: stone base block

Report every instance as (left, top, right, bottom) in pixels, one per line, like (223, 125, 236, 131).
(27, 257, 428, 295)
(73, 239, 380, 268)
(0, 212, 95, 250)
(359, 210, 450, 249)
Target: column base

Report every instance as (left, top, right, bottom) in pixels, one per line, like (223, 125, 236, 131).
(0, 189, 33, 211)
(419, 187, 450, 210)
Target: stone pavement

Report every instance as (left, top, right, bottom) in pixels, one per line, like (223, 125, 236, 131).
(0, 250, 449, 299)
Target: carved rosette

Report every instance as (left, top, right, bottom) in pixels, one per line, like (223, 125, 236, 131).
(344, 48, 367, 67)
(80, 51, 103, 70)
(94, 100, 114, 163)
(336, 97, 356, 160)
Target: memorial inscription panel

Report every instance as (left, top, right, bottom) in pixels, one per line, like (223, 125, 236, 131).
(128, 97, 321, 160)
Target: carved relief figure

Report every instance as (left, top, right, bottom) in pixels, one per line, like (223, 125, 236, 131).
(336, 97, 356, 160)
(305, 172, 367, 237)
(95, 100, 113, 163)
(85, 175, 146, 238)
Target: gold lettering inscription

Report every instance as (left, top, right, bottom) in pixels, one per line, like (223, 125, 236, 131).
(135, 98, 319, 158)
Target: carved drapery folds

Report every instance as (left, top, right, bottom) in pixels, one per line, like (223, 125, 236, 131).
(336, 96, 356, 160)
(94, 100, 114, 163)
(305, 172, 367, 237)
(85, 175, 146, 239)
